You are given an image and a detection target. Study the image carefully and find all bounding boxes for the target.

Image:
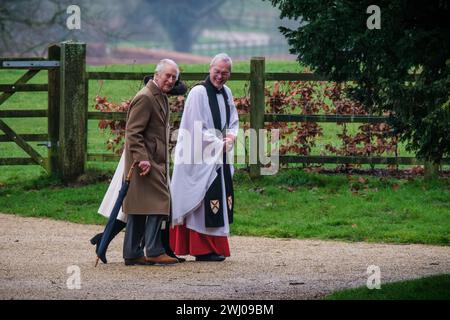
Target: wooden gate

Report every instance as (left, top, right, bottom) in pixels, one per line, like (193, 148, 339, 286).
(0, 61, 53, 170)
(0, 42, 87, 180)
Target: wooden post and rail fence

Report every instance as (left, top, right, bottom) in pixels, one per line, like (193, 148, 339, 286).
(0, 42, 447, 181)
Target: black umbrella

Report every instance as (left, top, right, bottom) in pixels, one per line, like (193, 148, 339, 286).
(95, 161, 137, 267)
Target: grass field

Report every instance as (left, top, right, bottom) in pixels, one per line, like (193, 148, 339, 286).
(324, 274, 450, 300)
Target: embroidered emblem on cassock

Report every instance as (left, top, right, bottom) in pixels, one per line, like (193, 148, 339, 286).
(210, 200, 220, 214)
(227, 196, 233, 210)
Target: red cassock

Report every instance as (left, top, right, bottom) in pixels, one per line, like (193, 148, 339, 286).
(170, 225, 230, 257)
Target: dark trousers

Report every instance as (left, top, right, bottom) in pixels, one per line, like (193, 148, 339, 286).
(123, 214, 166, 259)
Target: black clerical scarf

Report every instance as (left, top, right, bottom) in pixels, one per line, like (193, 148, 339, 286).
(200, 76, 234, 228)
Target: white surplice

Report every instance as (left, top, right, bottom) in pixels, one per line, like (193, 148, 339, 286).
(170, 85, 239, 237)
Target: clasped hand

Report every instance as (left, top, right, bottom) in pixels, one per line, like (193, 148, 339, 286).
(223, 134, 236, 152)
(138, 161, 151, 176)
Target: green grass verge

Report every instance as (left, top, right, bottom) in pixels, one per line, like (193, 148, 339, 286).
(324, 274, 450, 300)
(1, 168, 449, 245)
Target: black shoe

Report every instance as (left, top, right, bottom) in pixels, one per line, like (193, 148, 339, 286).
(166, 250, 186, 263)
(195, 253, 226, 262)
(160, 222, 186, 263)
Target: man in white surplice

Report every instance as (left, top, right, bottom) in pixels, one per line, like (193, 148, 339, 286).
(170, 53, 239, 262)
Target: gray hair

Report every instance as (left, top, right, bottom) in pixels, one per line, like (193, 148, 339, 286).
(210, 53, 232, 69)
(155, 59, 179, 79)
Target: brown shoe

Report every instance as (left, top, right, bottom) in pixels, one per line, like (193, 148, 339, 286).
(124, 256, 155, 266)
(146, 253, 178, 265)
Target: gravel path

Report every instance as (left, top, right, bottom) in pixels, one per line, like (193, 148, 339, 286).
(0, 213, 449, 300)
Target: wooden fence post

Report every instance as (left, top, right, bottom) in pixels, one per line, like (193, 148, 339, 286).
(47, 44, 61, 178)
(59, 41, 87, 181)
(249, 57, 265, 178)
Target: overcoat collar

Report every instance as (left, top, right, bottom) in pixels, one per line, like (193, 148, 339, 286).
(146, 80, 168, 117)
